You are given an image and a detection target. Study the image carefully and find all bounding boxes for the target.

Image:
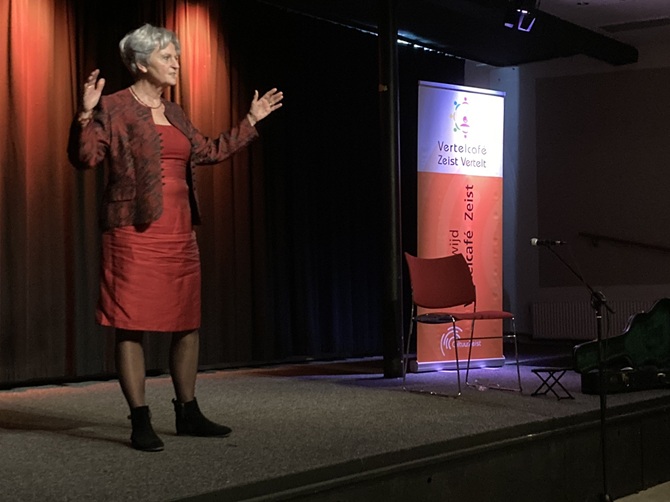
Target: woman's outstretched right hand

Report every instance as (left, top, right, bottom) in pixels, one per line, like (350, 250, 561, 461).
(82, 69, 105, 113)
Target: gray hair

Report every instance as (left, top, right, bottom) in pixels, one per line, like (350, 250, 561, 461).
(119, 24, 181, 77)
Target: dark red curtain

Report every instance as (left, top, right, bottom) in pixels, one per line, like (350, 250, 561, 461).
(0, 0, 77, 382)
(0, 0, 464, 385)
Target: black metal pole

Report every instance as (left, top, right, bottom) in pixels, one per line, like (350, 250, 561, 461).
(593, 291, 612, 502)
(378, 0, 403, 378)
(543, 245, 612, 501)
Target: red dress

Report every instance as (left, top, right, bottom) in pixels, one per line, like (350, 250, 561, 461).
(96, 125, 201, 332)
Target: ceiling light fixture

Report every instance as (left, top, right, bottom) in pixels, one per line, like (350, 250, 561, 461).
(504, 0, 540, 32)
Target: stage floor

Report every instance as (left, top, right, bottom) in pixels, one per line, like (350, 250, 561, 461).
(1, 338, 670, 501)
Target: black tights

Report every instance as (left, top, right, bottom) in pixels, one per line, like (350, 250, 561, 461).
(115, 328, 200, 410)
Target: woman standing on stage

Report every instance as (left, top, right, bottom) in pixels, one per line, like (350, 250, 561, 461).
(68, 23, 283, 451)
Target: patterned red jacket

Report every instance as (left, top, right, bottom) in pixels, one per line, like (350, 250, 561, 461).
(67, 88, 258, 230)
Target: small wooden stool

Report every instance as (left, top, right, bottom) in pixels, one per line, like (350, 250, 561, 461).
(531, 367, 574, 400)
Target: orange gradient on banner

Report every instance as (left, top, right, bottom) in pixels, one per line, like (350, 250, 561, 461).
(416, 81, 505, 370)
(417, 172, 503, 366)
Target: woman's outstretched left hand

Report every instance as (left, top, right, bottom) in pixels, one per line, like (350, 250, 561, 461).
(247, 88, 283, 126)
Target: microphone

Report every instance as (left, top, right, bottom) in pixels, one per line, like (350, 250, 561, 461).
(530, 238, 567, 246)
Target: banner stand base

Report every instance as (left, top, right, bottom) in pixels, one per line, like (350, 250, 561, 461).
(409, 357, 505, 373)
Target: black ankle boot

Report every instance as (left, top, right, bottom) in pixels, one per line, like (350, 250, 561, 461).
(172, 398, 232, 437)
(129, 406, 164, 452)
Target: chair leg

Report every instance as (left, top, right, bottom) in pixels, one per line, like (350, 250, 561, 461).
(453, 320, 462, 396)
(464, 318, 523, 392)
(465, 319, 476, 388)
(512, 319, 522, 392)
(402, 306, 416, 385)
(465, 334, 475, 388)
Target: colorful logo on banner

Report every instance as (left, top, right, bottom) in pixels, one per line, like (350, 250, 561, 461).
(450, 96, 470, 139)
(416, 81, 505, 368)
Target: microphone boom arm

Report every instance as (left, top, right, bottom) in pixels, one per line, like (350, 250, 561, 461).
(543, 245, 614, 315)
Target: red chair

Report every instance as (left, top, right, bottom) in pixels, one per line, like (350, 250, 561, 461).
(403, 252, 522, 396)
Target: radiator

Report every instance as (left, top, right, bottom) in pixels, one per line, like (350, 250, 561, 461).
(531, 300, 655, 340)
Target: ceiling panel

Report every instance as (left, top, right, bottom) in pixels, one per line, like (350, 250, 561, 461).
(260, 0, 640, 66)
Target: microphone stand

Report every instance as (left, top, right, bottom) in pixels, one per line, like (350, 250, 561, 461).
(541, 244, 614, 502)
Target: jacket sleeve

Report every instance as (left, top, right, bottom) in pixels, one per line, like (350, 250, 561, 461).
(66, 101, 111, 170)
(174, 107, 259, 165)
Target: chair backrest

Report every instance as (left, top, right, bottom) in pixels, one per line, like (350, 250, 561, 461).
(404, 252, 476, 309)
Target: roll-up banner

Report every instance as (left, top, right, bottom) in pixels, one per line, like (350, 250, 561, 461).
(414, 81, 505, 371)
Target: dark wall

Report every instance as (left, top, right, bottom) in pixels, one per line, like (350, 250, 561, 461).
(536, 67, 670, 287)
